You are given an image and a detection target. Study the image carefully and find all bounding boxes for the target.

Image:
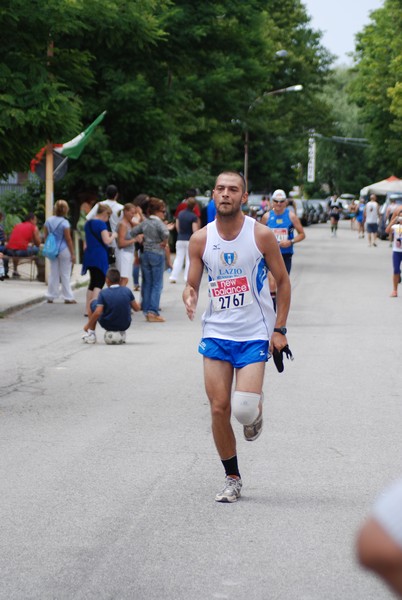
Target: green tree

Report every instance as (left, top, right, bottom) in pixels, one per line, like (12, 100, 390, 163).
(0, 0, 90, 176)
(306, 67, 373, 196)
(0, 0, 167, 179)
(350, 0, 402, 176)
(1, 0, 335, 205)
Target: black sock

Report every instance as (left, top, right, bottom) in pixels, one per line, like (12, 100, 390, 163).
(222, 455, 240, 479)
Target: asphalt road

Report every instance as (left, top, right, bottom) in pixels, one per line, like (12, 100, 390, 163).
(0, 221, 400, 600)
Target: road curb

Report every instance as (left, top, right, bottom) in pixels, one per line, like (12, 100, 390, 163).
(0, 278, 88, 318)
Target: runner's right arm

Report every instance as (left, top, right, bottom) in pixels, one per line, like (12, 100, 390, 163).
(183, 228, 207, 320)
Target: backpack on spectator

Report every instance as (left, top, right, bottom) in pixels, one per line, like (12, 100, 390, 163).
(42, 222, 62, 260)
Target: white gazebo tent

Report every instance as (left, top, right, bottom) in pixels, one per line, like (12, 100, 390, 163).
(360, 175, 402, 196)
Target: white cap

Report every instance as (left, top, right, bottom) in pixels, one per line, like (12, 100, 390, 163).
(272, 189, 287, 200)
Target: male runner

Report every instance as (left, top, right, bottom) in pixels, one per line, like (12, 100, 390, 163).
(261, 189, 305, 274)
(261, 189, 305, 307)
(183, 171, 291, 503)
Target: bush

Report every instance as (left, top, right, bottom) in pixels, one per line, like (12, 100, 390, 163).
(0, 178, 45, 232)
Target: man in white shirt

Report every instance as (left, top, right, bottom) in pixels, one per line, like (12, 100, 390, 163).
(86, 184, 124, 238)
(183, 171, 291, 503)
(364, 193, 380, 247)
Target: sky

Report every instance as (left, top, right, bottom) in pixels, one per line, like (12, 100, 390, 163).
(302, 0, 384, 65)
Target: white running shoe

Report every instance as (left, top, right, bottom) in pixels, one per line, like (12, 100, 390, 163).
(215, 476, 242, 503)
(82, 331, 96, 344)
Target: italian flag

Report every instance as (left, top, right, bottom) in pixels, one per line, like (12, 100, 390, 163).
(30, 111, 106, 172)
(54, 111, 106, 159)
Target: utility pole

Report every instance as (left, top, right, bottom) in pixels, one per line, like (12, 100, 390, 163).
(45, 37, 55, 283)
(244, 84, 303, 192)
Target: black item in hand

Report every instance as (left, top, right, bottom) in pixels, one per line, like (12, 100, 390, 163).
(273, 345, 294, 373)
(108, 247, 116, 265)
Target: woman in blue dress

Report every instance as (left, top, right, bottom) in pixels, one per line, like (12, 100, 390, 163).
(82, 203, 117, 316)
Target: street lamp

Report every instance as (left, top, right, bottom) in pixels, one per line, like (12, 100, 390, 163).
(243, 84, 303, 191)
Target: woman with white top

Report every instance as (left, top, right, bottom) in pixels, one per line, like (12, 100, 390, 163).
(43, 199, 76, 304)
(115, 203, 139, 287)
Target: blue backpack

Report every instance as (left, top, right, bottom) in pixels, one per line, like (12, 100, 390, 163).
(42, 221, 63, 259)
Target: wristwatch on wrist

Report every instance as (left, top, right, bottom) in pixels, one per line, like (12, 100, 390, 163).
(273, 327, 287, 335)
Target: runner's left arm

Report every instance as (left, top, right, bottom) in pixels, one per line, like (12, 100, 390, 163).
(255, 224, 291, 352)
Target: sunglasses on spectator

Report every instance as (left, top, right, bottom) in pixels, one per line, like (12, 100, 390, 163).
(273, 200, 286, 204)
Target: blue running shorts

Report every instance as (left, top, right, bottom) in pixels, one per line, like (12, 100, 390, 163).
(198, 338, 269, 369)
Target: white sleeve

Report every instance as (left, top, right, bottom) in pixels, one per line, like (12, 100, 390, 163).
(372, 478, 402, 548)
(86, 203, 99, 221)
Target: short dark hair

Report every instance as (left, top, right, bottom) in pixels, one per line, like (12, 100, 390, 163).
(25, 212, 36, 222)
(106, 184, 118, 199)
(106, 267, 120, 284)
(185, 189, 197, 199)
(133, 193, 149, 208)
(133, 193, 150, 214)
(215, 171, 246, 193)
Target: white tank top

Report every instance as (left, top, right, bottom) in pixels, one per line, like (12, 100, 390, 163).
(201, 216, 275, 341)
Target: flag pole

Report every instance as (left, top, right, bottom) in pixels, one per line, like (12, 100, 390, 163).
(45, 141, 54, 283)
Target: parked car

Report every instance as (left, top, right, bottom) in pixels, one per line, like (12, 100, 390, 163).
(378, 192, 402, 239)
(245, 194, 267, 219)
(304, 199, 317, 224)
(309, 199, 328, 223)
(294, 198, 311, 226)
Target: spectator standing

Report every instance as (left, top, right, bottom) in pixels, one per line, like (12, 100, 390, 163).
(169, 197, 199, 284)
(82, 204, 117, 316)
(365, 193, 380, 247)
(174, 189, 201, 220)
(132, 194, 149, 291)
(0, 211, 9, 278)
(6, 213, 41, 278)
(76, 200, 92, 253)
(115, 203, 138, 287)
(260, 196, 269, 212)
(206, 196, 216, 223)
(44, 200, 76, 304)
(86, 185, 123, 261)
(355, 198, 366, 238)
(130, 198, 169, 322)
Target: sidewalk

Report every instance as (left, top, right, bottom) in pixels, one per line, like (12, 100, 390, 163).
(0, 263, 89, 316)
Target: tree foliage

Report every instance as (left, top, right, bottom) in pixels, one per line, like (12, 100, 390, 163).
(1, 0, 336, 204)
(350, 0, 402, 177)
(305, 67, 374, 197)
